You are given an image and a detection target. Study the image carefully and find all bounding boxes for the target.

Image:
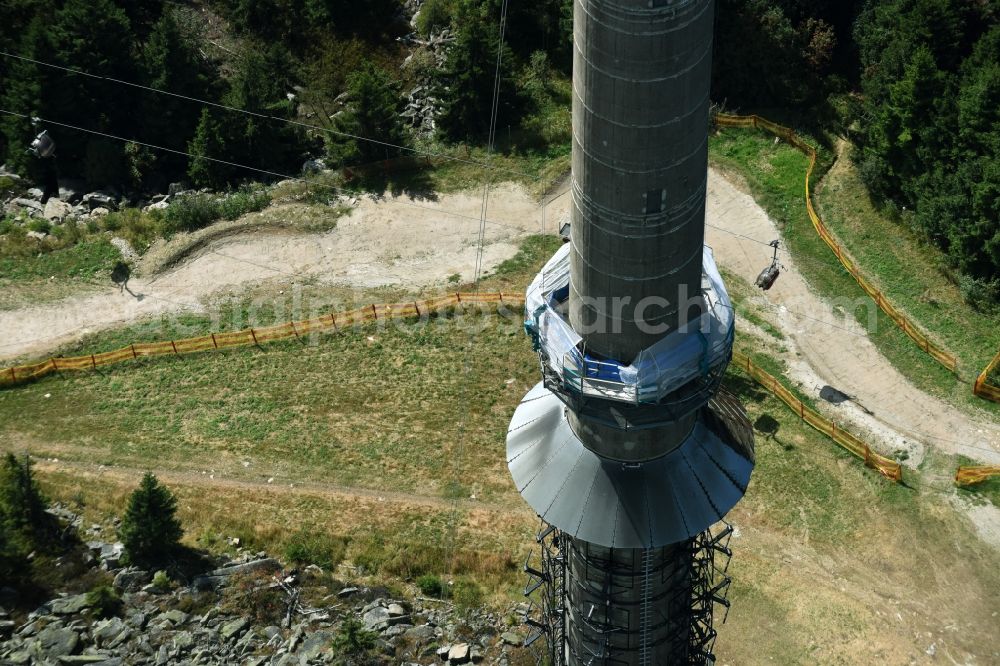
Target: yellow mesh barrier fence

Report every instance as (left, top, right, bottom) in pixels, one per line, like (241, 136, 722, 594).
(955, 465, 1000, 486)
(732, 350, 903, 482)
(0, 292, 524, 389)
(712, 115, 999, 403)
(973, 350, 1000, 403)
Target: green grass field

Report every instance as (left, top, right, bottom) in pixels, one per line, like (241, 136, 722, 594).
(709, 128, 1000, 417)
(2, 228, 997, 661)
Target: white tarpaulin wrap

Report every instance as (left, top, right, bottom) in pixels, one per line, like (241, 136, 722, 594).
(525, 243, 734, 404)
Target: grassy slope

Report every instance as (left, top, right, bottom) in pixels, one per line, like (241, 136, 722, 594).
(0, 237, 118, 311)
(708, 128, 1000, 418)
(1, 232, 997, 660)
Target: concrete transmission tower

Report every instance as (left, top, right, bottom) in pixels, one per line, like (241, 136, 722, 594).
(507, 1, 755, 663)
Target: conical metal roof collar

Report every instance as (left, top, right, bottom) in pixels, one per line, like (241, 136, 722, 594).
(507, 382, 754, 549)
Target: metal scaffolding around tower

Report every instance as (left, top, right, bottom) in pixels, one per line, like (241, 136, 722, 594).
(507, 1, 755, 663)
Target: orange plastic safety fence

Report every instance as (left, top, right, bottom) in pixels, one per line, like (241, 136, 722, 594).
(954, 465, 1000, 486)
(714, 114, 973, 389)
(0, 292, 525, 389)
(732, 350, 903, 482)
(973, 350, 1000, 403)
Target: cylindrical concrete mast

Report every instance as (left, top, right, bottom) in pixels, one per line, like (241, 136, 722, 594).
(570, 0, 714, 363)
(566, 1, 714, 663)
(507, 0, 753, 663)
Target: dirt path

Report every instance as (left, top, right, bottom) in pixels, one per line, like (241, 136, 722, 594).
(0, 183, 566, 362)
(705, 172, 1000, 467)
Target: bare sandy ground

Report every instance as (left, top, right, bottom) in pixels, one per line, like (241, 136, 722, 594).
(705, 174, 1000, 467)
(0, 183, 563, 362)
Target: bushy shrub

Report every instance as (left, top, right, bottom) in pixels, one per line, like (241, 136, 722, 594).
(151, 569, 171, 590)
(415, 0, 457, 37)
(331, 616, 377, 656)
(162, 194, 220, 234)
(119, 472, 183, 567)
(26, 218, 51, 235)
(86, 585, 123, 619)
(218, 186, 271, 221)
(959, 275, 1000, 311)
(283, 530, 347, 570)
(451, 579, 483, 609)
(416, 574, 443, 598)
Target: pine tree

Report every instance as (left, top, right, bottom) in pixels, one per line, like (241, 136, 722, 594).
(0, 453, 49, 535)
(436, 0, 523, 142)
(119, 473, 183, 567)
(327, 64, 409, 166)
(187, 108, 233, 190)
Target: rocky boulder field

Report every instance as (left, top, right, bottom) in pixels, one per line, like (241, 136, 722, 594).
(0, 506, 533, 666)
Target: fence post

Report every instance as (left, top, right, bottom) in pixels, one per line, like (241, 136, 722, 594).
(9, 367, 16, 383)
(329, 314, 338, 332)
(91, 354, 97, 370)
(211, 334, 218, 350)
(250, 328, 259, 347)
(371, 303, 378, 320)
(291, 321, 301, 342)
(414, 301, 422, 318)
(131, 344, 138, 359)
(171, 341, 179, 356)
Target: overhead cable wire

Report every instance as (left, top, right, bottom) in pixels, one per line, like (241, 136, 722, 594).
(446, 0, 511, 583)
(0, 49, 536, 181)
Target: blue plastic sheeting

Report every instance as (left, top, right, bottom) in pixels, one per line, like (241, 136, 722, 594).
(524, 243, 734, 404)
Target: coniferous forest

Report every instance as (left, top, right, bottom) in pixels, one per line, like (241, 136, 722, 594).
(0, 0, 997, 300)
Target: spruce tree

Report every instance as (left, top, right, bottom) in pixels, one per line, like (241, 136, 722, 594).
(187, 108, 233, 190)
(119, 473, 183, 567)
(436, 0, 523, 142)
(0, 453, 49, 535)
(327, 64, 409, 166)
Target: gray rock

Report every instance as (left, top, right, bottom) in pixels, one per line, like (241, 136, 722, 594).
(37, 625, 80, 657)
(192, 557, 280, 591)
(500, 631, 522, 646)
(295, 630, 332, 663)
(83, 192, 117, 211)
(50, 593, 93, 615)
(448, 642, 471, 664)
(387, 602, 407, 617)
(57, 656, 111, 664)
(126, 610, 148, 629)
(436, 645, 451, 661)
(89, 206, 110, 218)
(404, 624, 436, 641)
(113, 568, 151, 593)
(363, 606, 391, 632)
(263, 625, 282, 640)
(25, 230, 47, 240)
(167, 182, 189, 197)
(91, 617, 124, 646)
(220, 617, 249, 640)
(43, 198, 72, 222)
(159, 609, 189, 626)
(7, 649, 33, 665)
(337, 586, 360, 598)
(0, 618, 15, 636)
(173, 630, 195, 652)
(383, 623, 411, 638)
(13, 197, 42, 212)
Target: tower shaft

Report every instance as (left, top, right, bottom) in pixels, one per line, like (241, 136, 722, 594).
(507, 1, 753, 664)
(569, 0, 715, 362)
